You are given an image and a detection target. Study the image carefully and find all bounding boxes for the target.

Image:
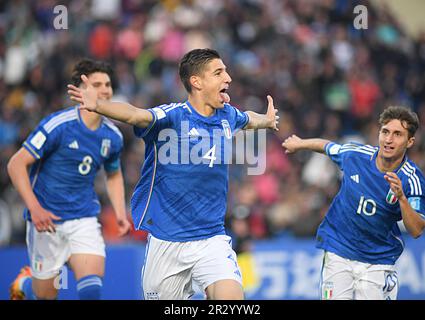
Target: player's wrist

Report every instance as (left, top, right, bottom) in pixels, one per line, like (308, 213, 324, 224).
(398, 194, 408, 204)
(27, 200, 42, 212)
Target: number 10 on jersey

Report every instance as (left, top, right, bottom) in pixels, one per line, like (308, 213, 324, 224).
(357, 196, 377, 216)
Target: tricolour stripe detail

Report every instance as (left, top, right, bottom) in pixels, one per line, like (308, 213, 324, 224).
(43, 109, 78, 133)
(23, 142, 41, 159)
(140, 109, 157, 138)
(137, 141, 158, 230)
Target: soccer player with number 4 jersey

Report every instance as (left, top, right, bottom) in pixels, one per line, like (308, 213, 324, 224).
(67, 48, 279, 300)
(282, 106, 425, 300)
(8, 59, 131, 300)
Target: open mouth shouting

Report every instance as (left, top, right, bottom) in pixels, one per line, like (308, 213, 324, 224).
(219, 87, 231, 104)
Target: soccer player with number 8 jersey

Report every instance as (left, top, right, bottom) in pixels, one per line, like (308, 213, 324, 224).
(8, 59, 131, 300)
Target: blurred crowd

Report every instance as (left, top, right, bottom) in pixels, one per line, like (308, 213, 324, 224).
(1, 0, 425, 251)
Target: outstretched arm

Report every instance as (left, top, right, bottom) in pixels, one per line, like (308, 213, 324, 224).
(282, 135, 330, 154)
(67, 75, 153, 128)
(244, 95, 279, 130)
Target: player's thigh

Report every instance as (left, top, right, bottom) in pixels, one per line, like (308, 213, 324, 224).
(68, 254, 105, 280)
(205, 279, 244, 300)
(66, 217, 106, 279)
(26, 221, 69, 282)
(142, 235, 194, 300)
(193, 235, 243, 300)
(320, 251, 355, 300)
(356, 269, 398, 300)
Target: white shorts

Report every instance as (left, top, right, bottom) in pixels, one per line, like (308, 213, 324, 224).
(26, 217, 106, 280)
(320, 251, 398, 300)
(142, 234, 243, 300)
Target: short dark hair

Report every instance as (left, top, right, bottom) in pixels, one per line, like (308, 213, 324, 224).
(178, 48, 221, 93)
(71, 58, 114, 87)
(379, 106, 419, 138)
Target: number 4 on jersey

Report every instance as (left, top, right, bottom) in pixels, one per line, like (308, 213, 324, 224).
(203, 145, 217, 168)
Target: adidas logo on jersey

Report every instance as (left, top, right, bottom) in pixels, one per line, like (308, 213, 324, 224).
(188, 127, 200, 138)
(350, 174, 359, 183)
(68, 140, 79, 149)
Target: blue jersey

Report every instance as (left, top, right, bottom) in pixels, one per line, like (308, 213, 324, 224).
(23, 106, 123, 222)
(317, 142, 425, 265)
(132, 101, 249, 241)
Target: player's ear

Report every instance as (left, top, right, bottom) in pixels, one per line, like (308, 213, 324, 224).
(407, 136, 415, 149)
(190, 75, 202, 91)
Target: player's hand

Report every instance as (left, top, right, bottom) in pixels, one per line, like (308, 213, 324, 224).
(266, 95, 279, 131)
(67, 75, 98, 112)
(282, 134, 303, 154)
(30, 204, 61, 233)
(384, 172, 405, 200)
(117, 216, 131, 237)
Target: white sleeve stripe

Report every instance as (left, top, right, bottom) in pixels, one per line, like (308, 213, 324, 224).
(401, 166, 422, 195)
(44, 115, 77, 133)
(43, 110, 78, 133)
(339, 149, 375, 156)
(43, 109, 77, 131)
(404, 163, 422, 194)
(103, 119, 123, 140)
(163, 103, 176, 110)
(163, 105, 180, 113)
(163, 102, 184, 110)
(340, 145, 376, 152)
(408, 179, 415, 196)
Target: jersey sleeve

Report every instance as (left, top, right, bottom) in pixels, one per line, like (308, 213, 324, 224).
(133, 105, 174, 141)
(405, 169, 425, 216)
(104, 136, 123, 173)
(324, 141, 345, 169)
(324, 142, 374, 171)
(22, 116, 62, 160)
(228, 105, 249, 132)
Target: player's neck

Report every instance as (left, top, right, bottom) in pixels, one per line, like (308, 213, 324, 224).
(80, 108, 102, 130)
(188, 95, 215, 117)
(375, 154, 404, 173)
